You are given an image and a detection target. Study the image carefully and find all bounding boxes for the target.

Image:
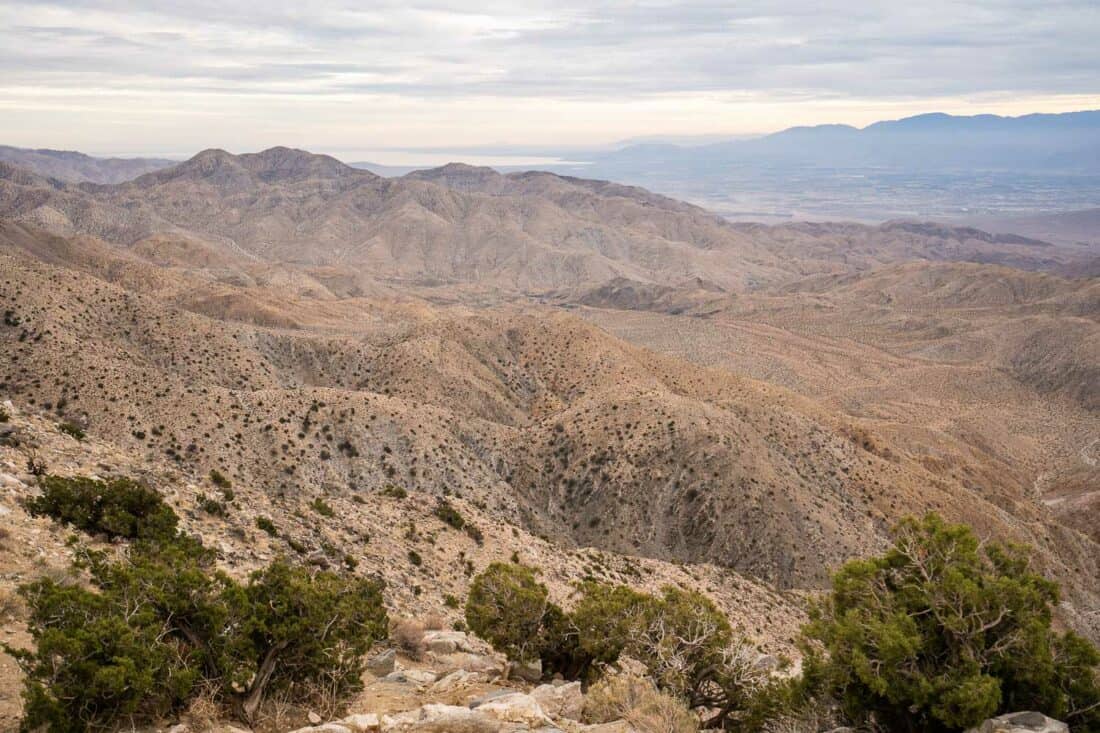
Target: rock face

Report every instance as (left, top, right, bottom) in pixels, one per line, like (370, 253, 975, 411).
(367, 649, 397, 676)
(968, 712, 1069, 733)
(422, 630, 486, 655)
(472, 692, 553, 727)
(530, 682, 584, 721)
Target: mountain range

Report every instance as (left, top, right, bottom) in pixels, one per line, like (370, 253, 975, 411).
(0, 143, 1098, 727)
(591, 110, 1100, 174)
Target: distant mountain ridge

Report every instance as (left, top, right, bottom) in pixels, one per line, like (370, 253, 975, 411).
(0, 145, 175, 184)
(595, 110, 1100, 173)
(0, 149, 1086, 293)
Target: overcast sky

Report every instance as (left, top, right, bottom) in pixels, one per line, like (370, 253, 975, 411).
(1, 1, 1098, 160)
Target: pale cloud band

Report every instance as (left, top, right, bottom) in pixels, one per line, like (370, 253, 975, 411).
(0, 0, 1097, 155)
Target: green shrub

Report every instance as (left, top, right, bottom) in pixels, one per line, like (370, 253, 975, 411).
(208, 469, 231, 489)
(465, 523, 485, 545)
(381, 485, 407, 499)
(10, 576, 200, 732)
(198, 494, 228, 517)
(465, 566, 786, 726)
(7, 514, 388, 730)
(255, 516, 278, 536)
(806, 513, 1100, 733)
(465, 562, 558, 665)
(57, 421, 85, 441)
(433, 500, 465, 530)
(407, 549, 422, 566)
(26, 475, 179, 542)
(310, 497, 335, 517)
(570, 581, 651, 668)
(0, 406, 9, 423)
(229, 560, 387, 719)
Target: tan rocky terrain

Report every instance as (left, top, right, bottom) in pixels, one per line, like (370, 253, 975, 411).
(0, 393, 805, 730)
(4, 225, 1096, 596)
(577, 263, 1100, 585)
(0, 150, 1086, 295)
(0, 149, 1098, 730)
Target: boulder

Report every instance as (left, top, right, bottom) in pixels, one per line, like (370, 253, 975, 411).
(384, 668, 438, 685)
(508, 658, 542, 682)
(422, 630, 462, 654)
(531, 682, 584, 721)
(474, 692, 554, 727)
(289, 725, 352, 733)
(469, 689, 520, 708)
(431, 669, 485, 693)
(367, 648, 397, 676)
(383, 703, 498, 732)
(309, 711, 323, 724)
(968, 712, 1069, 733)
(575, 722, 638, 733)
(340, 713, 381, 732)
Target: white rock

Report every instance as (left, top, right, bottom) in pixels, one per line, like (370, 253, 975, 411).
(422, 630, 481, 655)
(289, 725, 352, 733)
(430, 669, 483, 693)
(531, 681, 584, 721)
(575, 722, 637, 733)
(0, 473, 25, 490)
(309, 711, 323, 724)
(475, 692, 553, 726)
(367, 648, 397, 675)
(382, 703, 495, 732)
(384, 668, 438, 685)
(968, 712, 1069, 733)
(434, 651, 502, 675)
(340, 713, 381, 732)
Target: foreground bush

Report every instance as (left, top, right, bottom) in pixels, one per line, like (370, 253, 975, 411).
(806, 514, 1100, 732)
(465, 562, 556, 664)
(585, 670, 699, 733)
(8, 477, 388, 731)
(26, 475, 179, 541)
(466, 563, 784, 729)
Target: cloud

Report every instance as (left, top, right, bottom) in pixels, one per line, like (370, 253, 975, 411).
(0, 0, 1097, 151)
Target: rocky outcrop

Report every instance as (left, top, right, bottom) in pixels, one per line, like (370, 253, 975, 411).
(968, 712, 1069, 733)
(530, 682, 584, 721)
(284, 675, 633, 733)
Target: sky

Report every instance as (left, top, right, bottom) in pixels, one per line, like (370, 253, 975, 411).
(1, 0, 1099, 162)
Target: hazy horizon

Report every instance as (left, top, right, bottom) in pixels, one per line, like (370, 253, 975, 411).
(2, 1, 1099, 157)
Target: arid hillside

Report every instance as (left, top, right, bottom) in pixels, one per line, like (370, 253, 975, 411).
(577, 262, 1100, 581)
(0, 145, 174, 184)
(2, 221, 1098, 626)
(0, 149, 1088, 295)
(2, 145, 1100, 732)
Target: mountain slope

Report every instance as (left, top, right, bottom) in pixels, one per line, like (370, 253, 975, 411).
(0, 149, 1084, 296)
(0, 145, 175, 183)
(2, 224, 1098, 609)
